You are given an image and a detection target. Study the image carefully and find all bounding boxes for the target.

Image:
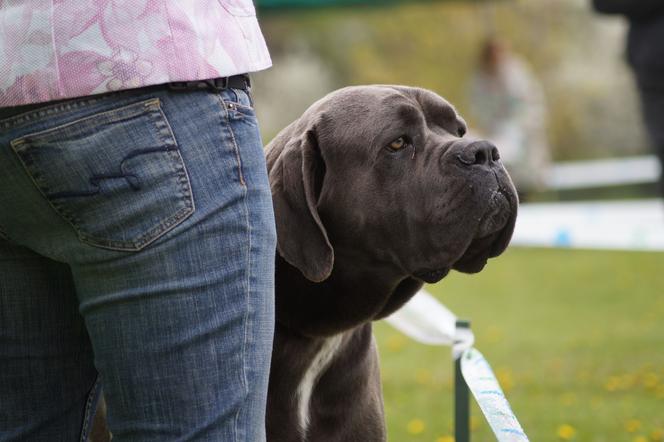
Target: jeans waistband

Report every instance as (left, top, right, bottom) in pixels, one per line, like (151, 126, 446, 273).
(0, 74, 251, 120)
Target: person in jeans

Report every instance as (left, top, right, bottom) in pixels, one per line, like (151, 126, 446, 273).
(0, 2, 276, 441)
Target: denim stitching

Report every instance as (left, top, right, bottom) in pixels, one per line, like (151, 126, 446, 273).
(221, 89, 256, 122)
(229, 88, 254, 110)
(229, 87, 240, 105)
(0, 86, 162, 131)
(46, 146, 174, 199)
(79, 376, 102, 442)
(10, 98, 161, 142)
(233, 88, 252, 109)
(76, 141, 194, 250)
(154, 96, 197, 206)
(217, 92, 251, 442)
(231, 180, 251, 442)
(216, 94, 247, 188)
(7, 139, 82, 234)
(151, 99, 190, 200)
(246, 88, 255, 108)
(11, 101, 162, 249)
(0, 97, 102, 131)
(9, 99, 195, 251)
(242, 196, 252, 442)
(228, 101, 253, 112)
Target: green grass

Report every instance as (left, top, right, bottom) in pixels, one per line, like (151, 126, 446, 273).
(374, 247, 664, 442)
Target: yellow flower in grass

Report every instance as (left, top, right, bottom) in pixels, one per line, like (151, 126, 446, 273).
(656, 385, 664, 399)
(625, 419, 642, 433)
(436, 437, 454, 442)
(557, 424, 577, 440)
(651, 428, 664, 441)
(386, 335, 406, 352)
(642, 373, 659, 389)
(496, 368, 514, 392)
(407, 419, 425, 435)
(633, 436, 648, 442)
(605, 374, 637, 391)
(605, 376, 621, 392)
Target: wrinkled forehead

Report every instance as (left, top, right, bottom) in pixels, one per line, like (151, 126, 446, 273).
(322, 86, 464, 135)
(390, 86, 466, 134)
(385, 86, 458, 118)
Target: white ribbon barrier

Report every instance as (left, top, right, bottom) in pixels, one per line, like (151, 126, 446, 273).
(544, 155, 660, 190)
(386, 290, 529, 442)
(385, 288, 458, 346)
(461, 348, 529, 441)
(512, 199, 664, 251)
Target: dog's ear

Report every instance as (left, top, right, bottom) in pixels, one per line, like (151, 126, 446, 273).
(268, 128, 333, 282)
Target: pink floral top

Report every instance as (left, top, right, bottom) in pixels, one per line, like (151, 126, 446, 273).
(0, 0, 271, 107)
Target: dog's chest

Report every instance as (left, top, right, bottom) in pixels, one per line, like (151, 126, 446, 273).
(295, 334, 344, 435)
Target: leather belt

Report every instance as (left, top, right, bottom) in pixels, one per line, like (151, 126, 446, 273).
(168, 74, 251, 91)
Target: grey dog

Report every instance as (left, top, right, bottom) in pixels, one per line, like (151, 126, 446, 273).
(265, 85, 517, 441)
(90, 85, 517, 441)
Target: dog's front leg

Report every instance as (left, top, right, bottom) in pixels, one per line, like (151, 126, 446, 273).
(303, 324, 386, 442)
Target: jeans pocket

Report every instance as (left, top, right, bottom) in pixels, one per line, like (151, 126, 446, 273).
(10, 98, 195, 251)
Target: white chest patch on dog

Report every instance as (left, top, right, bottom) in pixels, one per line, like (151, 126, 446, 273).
(296, 334, 344, 435)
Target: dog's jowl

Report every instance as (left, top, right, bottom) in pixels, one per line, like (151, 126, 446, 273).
(266, 85, 518, 442)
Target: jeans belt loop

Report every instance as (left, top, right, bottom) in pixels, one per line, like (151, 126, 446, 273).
(205, 77, 229, 90)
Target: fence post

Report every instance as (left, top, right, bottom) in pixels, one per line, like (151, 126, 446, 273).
(455, 319, 471, 442)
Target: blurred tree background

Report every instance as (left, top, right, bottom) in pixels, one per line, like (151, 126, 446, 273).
(253, 0, 648, 161)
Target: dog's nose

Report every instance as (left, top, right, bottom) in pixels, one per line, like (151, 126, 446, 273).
(455, 141, 500, 168)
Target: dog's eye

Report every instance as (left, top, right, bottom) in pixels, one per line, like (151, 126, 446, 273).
(387, 136, 409, 151)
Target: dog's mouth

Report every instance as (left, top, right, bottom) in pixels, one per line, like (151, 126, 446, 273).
(413, 190, 517, 282)
(452, 231, 503, 274)
(413, 267, 451, 284)
(477, 191, 512, 238)
(453, 190, 516, 274)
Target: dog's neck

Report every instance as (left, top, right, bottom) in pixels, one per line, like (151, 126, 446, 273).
(275, 253, 423, 337)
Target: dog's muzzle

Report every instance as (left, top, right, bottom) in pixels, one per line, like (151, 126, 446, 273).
(477, 190, 512, 238)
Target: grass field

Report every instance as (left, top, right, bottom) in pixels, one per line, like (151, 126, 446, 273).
(374, 247, 664, 442)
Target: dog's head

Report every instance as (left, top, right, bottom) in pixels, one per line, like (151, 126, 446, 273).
(267, 85, 517, 287)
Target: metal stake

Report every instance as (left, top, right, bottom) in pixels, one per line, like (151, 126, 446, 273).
(455, 319, 471, 442)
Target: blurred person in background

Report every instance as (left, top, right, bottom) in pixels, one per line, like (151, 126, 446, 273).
(0, 1, 276, 441)
(469, 36, 551, 201)
(592, 0, 664, 198)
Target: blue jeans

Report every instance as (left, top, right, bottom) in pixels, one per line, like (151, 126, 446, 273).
(0, 85, 276, 441)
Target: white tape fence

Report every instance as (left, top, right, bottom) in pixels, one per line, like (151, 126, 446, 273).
(386, 290, 529, 442)
(514, 154, 664, 251)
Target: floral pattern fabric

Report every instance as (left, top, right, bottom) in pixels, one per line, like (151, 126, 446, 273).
(0, 0, 271, 107)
